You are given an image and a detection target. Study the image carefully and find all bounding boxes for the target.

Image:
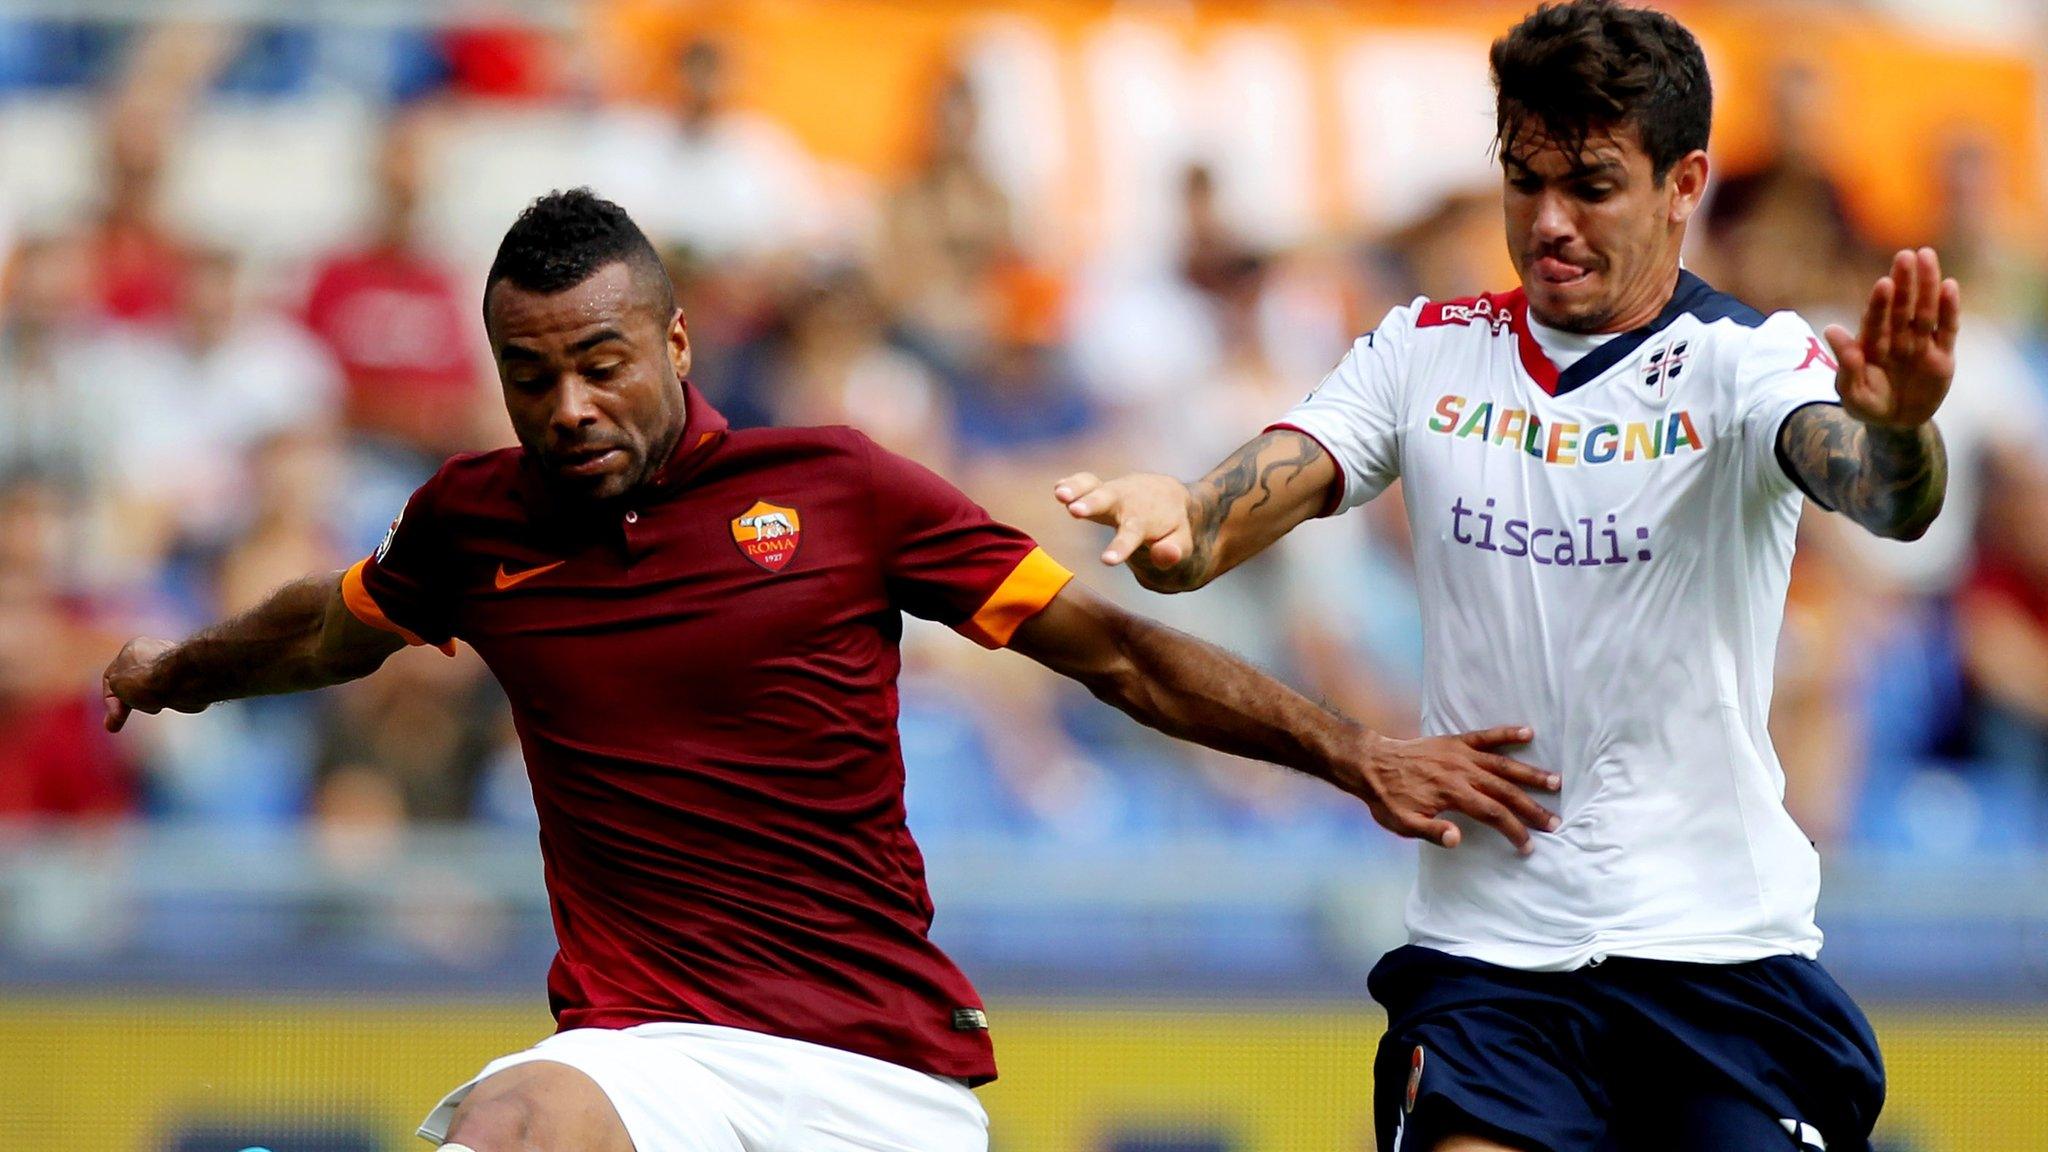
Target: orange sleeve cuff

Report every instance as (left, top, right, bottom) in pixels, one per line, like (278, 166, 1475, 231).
(957, 547, 1074, 649)
(342, 559, 456, 656)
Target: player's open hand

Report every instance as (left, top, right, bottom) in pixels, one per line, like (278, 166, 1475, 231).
(102, 637, 182, 732)
(1340, 726, 1561, 854)
(1054, 471, 1196, 571)
(1823, 247, 1959, 431)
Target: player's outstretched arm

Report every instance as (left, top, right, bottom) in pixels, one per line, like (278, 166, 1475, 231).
(1780, 247, 1955, 541)
(1008, 581, 1560, 852)
(102, 571, 407, 732)
(1054, 429, 1335, 593)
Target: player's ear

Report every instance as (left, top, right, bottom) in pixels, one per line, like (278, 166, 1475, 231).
(668, 308, 692, 379)
(1667, 149, 1710, 226)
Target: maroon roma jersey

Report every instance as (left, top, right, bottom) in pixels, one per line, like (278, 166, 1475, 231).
(341, 386, 1071, 1084)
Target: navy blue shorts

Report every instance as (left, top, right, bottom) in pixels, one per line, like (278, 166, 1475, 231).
(1369, 945, 1885, 1152)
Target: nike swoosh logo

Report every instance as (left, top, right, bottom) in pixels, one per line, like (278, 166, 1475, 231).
(494, 560, 565, 590)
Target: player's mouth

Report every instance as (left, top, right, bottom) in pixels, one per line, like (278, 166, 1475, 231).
(555, 446, 626, 478)
(1533, 256, 1594, 287)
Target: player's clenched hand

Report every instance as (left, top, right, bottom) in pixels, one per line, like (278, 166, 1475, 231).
(1338, 725, 1561, 854)
(1053, 472, 1196, 569)
(102, 637, 185, 732)
(1824, 247, 1959, 431)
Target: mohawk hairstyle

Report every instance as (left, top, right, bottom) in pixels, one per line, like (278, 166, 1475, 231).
(1491, 0, 1711, 181)
(484, 187, 674, 319)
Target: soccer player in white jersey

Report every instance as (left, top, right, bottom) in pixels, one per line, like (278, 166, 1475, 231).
(1055, 2, 1954, 1149)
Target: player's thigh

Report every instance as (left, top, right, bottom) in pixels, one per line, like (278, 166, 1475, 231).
(1618, 1088, 1822, 1152)
(444, 1060, 637, 1152)
(1370, 946, 1611, 1152)
(695, 1025, 987, 1152)
(781, 1075, 986, 1152)
(1602, 955, 1883, 1151)
(425, 1028, 752, 1152)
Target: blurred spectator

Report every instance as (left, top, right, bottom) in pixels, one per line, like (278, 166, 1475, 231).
(0, 473, 134, 820)
(756, 266, 949, 464)
(0, 234, 104, 489)
(313, 648, 505, 825)
(73, 245, 340, 572)
(440, 25, 564, 102)
(585, 35, 823, 262)
(1830, 321, 2047, 598)
(1389, 189, 1514, 303)
(1700, 61, 1865, 310)
(303, 109, 488, 460)
(1774, 518, 1883, 846)
(660, 243, 780, 429)
(882, 65, 1015, 363)
(950, 266, 1096, 468)
(1932, 135, 2040, 322)
(1958, 458, 2048, 836)
(137, 431, 349, 825)
(81, 101, 191, 324)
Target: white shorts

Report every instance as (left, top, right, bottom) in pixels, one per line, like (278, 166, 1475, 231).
(418, 1022, 988, 1152)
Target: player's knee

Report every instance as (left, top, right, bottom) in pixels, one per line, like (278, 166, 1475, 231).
(444, 1062, 630, 1152)
(443, 1080, 546, 1152)
(441, 1092, 536, 1152)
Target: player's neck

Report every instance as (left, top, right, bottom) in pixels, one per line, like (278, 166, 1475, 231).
(1597, 263, 1683, 334)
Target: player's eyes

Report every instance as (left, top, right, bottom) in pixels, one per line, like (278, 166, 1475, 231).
(1508, 176, 1541, 193)
(584, 362, 623, 381)
(1576, 184, 1615, 201)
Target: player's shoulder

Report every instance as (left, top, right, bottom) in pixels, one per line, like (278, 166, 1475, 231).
(417, 447, 525, 504)
(720, 422, 874, 466)
(1668, 271, 1770, 332)
(713, 424, 906, 492)
(1664, 273, 1821, 355)
(1333, 290, 1511, 363)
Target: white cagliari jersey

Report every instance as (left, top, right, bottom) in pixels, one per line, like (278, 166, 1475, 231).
(1275, 272, 1842, 971)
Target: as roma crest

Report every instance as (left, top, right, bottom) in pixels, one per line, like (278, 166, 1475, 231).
(731, 500, 802, 572)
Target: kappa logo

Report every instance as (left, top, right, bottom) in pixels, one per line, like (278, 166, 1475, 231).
(1797, 335, 1840, 373)
(1642, 339, 1690, 399)
(732, 501, 803, 572)
(1433, 297, 1515, 335)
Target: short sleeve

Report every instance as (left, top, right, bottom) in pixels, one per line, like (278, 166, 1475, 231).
(1267, 300, 1420, 515)
(1737, 311, 1844, 502)
(863, 435, 1073, 649)
(342, 473, 459, 655)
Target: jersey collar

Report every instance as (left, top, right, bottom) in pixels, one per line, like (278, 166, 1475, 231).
(1516, 271, 1714, 398)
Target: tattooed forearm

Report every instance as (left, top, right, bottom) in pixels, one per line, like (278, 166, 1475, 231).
(1779, 403, 1947, 540)
(1129, 431, 1331, 592)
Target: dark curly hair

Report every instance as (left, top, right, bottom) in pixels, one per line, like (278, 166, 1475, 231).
(1491, 0, 1712, 181)
(484, 187, 674, 321)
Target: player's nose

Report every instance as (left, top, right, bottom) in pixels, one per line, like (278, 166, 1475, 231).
(1530, 189, 1576, 247)
(550, 378, 602, 433)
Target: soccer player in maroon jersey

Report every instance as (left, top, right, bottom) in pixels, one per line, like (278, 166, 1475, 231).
(101, 190, 1558, 1152)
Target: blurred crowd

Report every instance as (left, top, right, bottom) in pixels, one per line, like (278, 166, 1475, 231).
(2, 13, 2046, 866)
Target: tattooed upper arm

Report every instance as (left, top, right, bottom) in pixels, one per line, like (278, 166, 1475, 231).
(1142, 430, 1337, 589)
(1776, 402, 1947, 541)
